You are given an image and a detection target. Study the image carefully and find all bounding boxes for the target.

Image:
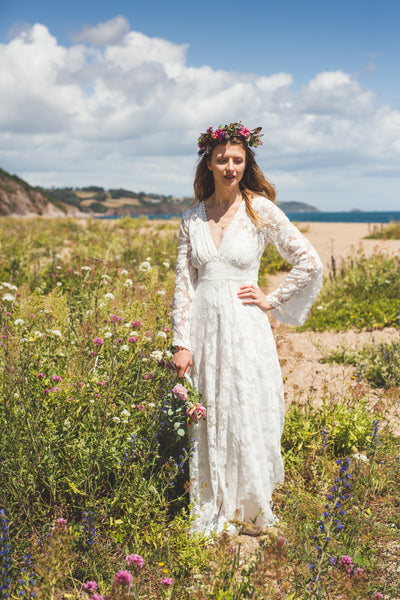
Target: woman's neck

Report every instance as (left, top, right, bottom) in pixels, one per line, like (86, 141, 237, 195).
(208, 185, 241, 210)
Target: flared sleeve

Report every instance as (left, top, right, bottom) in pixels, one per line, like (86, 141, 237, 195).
(258, 199, 323, 326)
(172, 214, 198, 351)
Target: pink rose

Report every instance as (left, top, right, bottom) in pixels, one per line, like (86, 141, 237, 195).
(172, 383, 188, 402)
(186, 403, 206, 422)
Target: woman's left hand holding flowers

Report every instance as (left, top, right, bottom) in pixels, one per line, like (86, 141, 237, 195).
(237, 283, 273, 312)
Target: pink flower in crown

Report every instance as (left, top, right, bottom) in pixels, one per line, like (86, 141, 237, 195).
(126, 553, 144, 568)
(186, 402, 206, 422)
(240, 126, 250, 138)
(215, 127, 227, 141)
(172, 383, 188, 402)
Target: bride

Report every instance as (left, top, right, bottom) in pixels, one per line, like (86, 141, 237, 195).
(172, 123, 323, 535)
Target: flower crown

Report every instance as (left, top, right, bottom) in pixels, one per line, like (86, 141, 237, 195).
(198, 122, 263, 156)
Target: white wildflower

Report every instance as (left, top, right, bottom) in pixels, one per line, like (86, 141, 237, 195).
(57, 282, 62, 287)
(124, 279, 133, 287)
(139, 261, 151, 272)
(104, 292, 114, 300)
(120, 269, 128, 276)
(99, 301, 105, 308)
(157, 331, 167, 339)
(120, 344, 129, 352)
(352, 452, 369, 462)
(164, 350, 172, 359)
(2, 282, 18, 291)
(150, 350, 163, 361)
(104, 331, 113, 339)
(35, 287, 42, 292)
(124, 323, 131, 329)
(51, 329, 62, 338)
(146, 257, 151, 261)
(81, 266, 91, 271)
(101, 274, 111, 280)
(56, 266, 62, 270)
(55, 253, 62, 259)
(157, 290, 166, 296)
(120, 409, 130, 418)
(14, 319, 24, 326)
(162, 261, 170, 269)
(317, 305, 323, 310)
(34, 331, 43, 338)
(141, 357, 148, 362)
(2, 293, 15, 302)
(86, 309, 93, 316)
(148, 402, 155, 408)
(20, 338, 29, 343)
(112, 416, 121, 423)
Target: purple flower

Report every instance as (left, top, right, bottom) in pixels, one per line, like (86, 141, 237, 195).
(37, 372, 45, 379)
(373, 594, 383, 600)
(111, 315, 123, 322)
(160, 577, 173, 586)
(91, 595, 105, 600)
(93, 337, 104, 346)
(113, 570, 133, 587)
(340, 555, 353, 567)
(128, 336, 138, 343)
(56, 517, 67, 529)
(50, 387, 61, 393)
(52, 375, 62, 382)
(83, 581, 98, 592)
(126, 553, 144, 568)
(131, 320, 141, 329)
(143, 372, 153, 380)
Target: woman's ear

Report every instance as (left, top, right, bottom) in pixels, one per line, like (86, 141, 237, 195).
(207, 161, 213, 171)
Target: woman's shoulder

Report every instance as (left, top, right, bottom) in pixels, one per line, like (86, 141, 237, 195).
(181, 202, 202, 221)
(251, 195, 286, 220)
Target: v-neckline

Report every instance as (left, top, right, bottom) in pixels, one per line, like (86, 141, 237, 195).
(201, 199, 243, 253)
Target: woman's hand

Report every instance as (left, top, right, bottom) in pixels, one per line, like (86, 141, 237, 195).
(172, 347, 193, 378)
(237, 284, 273, 312)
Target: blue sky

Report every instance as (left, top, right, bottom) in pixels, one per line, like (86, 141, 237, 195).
(1, 0, 400, 209)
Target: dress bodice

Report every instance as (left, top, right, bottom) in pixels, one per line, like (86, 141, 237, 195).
(172, 196, 323, 351)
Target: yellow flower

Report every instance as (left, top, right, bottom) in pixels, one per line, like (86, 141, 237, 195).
(158, 562, 164, 567)
(163, 569, 169, 573)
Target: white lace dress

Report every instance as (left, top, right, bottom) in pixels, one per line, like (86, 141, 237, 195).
(172, 196, 323, 535)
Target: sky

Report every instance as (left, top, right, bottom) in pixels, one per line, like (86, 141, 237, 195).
(1, 0, 400, 210)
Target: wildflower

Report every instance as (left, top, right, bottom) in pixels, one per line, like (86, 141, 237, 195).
(93, 337, 104, 346)
(139, 261, 151, 272)
(131, 320, 141, 328)
(136, 404, 145, 410)
(151, 350, 163, 361)
(2, 282, 17, 290)
(91, 595, 105, 600)
(37, 372, 45, 379)
(124, 278, 133, 287)
(50, 387, 61, 393)
(56, 518, 67, 530)
(104, 292, 114, 300)
(112, 416, 121, 423)
(352, 452, 368, 462)
(277, 536, 287, 547)
(373, 594, 383, 600)
(128, 336, 138, 343)
(120, 344, 129, 352)
(120, 269, 128, 276)
(120, 409, 130, 419)
(52, 375, 62, 382)
(83, 581, 98, 592)
(81, 266, 92, 271)
(126, 553, 144, 568)
(101, 274, 111, 281)
(97, 380, 106, 387)
(163, 260, 170, 268)
(111, 314, 123, 322)
(51, 329, 62, 337)
(172, 383, 188, 401)
(160, 577, 173, 586)
(2, 293, 15, 302)
(104, 331, 112, 339)
(340, 555, 353, 567)
(14, 318, 24, 326)
(143, 372, 153, 380)
(157, 331, 167, 339)
(113, 570, 133, 587)
(157, 290, 166, 296)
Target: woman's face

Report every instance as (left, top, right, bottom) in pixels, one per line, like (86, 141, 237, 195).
(207, 142, 246, 190)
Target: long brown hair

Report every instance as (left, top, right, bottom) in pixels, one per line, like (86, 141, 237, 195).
(193, 140, 275, 227)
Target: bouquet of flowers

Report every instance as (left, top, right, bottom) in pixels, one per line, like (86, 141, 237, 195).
(164, 377, 206, 438)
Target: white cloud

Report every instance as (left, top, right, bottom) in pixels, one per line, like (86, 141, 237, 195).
(0, 18, 400, 210)
(72, 15, 130, 46)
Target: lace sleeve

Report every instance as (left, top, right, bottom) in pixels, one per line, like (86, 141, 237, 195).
(259, 200, 323, 326)
(172, 214, 198, 351)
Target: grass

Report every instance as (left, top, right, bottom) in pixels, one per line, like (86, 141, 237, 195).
(365, 221, 400, 240)
(0, 216, 399, 599)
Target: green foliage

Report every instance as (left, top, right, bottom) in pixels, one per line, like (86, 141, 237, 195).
(301, 253, 400, 331)
(326, 337, 400, 389)
(365, 221, 400, 239)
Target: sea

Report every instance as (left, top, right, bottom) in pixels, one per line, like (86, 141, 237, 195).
(100, 211, 400, 223)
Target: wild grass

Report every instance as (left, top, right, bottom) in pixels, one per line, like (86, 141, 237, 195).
(0, 217, 398, 599)
(365, 221, 400, 240)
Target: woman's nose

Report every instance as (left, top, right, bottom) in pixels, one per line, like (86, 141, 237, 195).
(226, 159, 235, 171)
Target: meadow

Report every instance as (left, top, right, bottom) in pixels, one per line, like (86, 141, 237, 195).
(0, 217, 399, 600)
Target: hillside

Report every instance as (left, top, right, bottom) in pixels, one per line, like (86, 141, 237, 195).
(0, 168, 82, 217)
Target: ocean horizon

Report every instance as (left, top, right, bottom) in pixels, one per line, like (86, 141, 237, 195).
(99, 211, 400, 224)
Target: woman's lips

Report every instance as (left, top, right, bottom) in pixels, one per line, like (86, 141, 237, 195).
(224, 175, 235, 180)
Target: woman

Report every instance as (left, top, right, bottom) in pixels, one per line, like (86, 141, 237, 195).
(172, 123, 323, 536)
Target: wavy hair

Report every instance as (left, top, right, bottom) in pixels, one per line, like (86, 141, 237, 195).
(193, 139, 275, 227)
